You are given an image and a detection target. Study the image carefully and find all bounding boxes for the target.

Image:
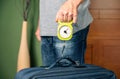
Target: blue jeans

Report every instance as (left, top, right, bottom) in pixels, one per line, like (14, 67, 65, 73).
(41, 26, 90, 66)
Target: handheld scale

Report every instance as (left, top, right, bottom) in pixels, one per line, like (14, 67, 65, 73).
(57, 21, 73, 40)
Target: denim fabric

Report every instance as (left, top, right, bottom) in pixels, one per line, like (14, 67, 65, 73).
(41, 25, 90, 66)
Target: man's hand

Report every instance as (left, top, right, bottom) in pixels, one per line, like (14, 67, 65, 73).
(35, 26, 41, 41)
(56, 0, 83, 23)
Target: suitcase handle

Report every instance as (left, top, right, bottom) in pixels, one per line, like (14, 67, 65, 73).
(45, 56, 84, 69)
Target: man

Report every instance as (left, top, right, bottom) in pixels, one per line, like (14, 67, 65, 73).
(35, 0, 93, 66)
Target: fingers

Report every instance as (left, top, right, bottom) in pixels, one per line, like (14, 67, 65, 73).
(38, 36, 41, 41)
(35, 32, 41, 41)
(56, 11, 63, 22)
(56, 0, 79, 23)
(35, 33, 41, 41)
(56, 8, 78, 23)
(63, 11, 68, 22)
(56, 11, 73, 22)
(73, 9, 78, 23)
(67, 12, 73, 22)
(35, 27, 41, 41)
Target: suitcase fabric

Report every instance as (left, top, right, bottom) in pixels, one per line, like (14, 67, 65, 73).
(15, 64, 117, 79)
(15, 57, 117, 79)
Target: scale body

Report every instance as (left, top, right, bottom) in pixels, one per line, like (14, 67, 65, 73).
(57, 21, 73, 40)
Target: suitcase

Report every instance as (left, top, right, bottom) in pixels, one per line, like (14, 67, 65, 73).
(15, 57, 117, 79)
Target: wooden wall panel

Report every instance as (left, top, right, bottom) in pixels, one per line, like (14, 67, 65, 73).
(85, 0, 120, 78)
(95, 40, 120, 79)
(100, 10, 120, 19)
(90, 9, 120, 20)
(85, 40, 93, 64)
(90, 0, 120, 9)
(89, 20, 120, 37)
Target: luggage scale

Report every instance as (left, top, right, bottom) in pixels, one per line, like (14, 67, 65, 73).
(57, 21, 73, 40)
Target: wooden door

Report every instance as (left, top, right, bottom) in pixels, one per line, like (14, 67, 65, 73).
(85, 0, 120, 78)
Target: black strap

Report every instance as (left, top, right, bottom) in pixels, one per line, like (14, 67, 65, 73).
(45, 57, 82, 69)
